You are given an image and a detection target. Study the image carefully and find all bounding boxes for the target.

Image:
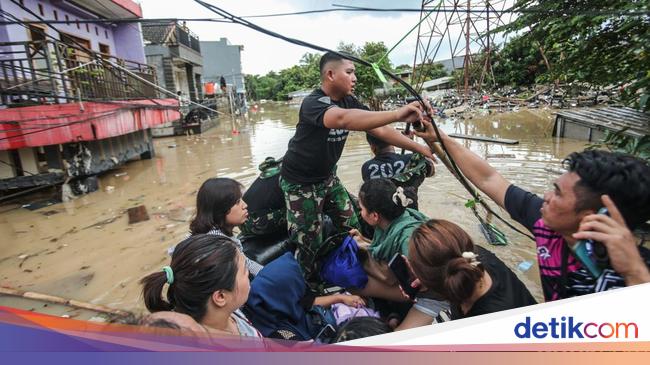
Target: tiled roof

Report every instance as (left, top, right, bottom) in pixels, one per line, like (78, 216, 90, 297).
(141, 22, 175, 44)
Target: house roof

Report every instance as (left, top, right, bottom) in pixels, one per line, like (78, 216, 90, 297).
(421, 76, 454, 90)
(141, 22, 175, 44)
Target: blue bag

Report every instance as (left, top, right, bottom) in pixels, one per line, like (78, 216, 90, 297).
(320, 235, 368, 289)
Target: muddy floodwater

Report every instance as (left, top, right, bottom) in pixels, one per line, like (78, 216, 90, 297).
(0, 103, 588, 319)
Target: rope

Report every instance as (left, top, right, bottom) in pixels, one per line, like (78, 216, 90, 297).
(196, 1, 537, 241)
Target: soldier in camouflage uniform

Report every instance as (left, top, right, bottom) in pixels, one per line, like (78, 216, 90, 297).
(279, 52, 433, 288)
(240, 157, 287, 237)
(280, 174, 359, 282)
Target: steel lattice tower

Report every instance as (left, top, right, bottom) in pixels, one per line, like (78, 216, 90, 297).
(411, 0, 514, 98)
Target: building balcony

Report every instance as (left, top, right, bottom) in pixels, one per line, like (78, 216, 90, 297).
(142, 21, 202, 64)
(0, 39, 160, 107)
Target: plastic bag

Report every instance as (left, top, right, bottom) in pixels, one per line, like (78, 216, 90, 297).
(320, 236, 368, 289)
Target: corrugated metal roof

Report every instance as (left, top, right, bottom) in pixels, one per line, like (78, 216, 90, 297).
(556, 107, 650, 137)
(421, 76, 454, 90)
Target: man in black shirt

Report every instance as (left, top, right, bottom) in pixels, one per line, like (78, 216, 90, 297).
(414, 121, 650, 301)
(280, 52, 433, 286)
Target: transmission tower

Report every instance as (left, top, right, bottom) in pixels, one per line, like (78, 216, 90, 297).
(411, 0, 514, 98)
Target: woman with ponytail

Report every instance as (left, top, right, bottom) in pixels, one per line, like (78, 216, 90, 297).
(141, 234, 261, 338)
(401, 219, 536, 328)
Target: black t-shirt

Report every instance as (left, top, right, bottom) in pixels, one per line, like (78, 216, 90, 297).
(281, 88, 369, 184)
(503, 184, 543, 232)
(243, 174, 284, 213)
(361, 152, 413, 182)
(452, 245, 537, 319)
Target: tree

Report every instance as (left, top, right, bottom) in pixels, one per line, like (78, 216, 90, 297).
(502, 0, 649, 109)
(491, 35, 548, 87)
(411, 61, 448, 87)
(353, 41, 392, 99)
(337, 42, 358, 57)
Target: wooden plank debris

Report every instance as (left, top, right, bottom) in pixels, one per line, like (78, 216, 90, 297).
(449, 133, 519, 145)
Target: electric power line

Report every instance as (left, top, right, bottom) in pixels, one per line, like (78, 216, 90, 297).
(193, 0, 536, 241)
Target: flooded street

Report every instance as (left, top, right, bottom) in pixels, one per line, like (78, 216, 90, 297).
(0, 103, 588, 318)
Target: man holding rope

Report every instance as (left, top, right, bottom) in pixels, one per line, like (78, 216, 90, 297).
(280, 52, 433, 288)
(414, 121, 650, 301)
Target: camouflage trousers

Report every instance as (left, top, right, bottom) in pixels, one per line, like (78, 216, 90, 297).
(280, 175, 360, 286)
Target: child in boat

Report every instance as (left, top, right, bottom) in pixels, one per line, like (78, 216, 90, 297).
(189, 177, 264, 276)
(141, 234, 262, 338)
(350, 178, 449, 323)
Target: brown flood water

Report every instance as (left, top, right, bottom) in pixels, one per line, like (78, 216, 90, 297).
(0, 103, 588, 319)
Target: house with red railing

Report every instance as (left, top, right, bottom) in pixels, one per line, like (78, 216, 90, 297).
(0, 0, 180, 195)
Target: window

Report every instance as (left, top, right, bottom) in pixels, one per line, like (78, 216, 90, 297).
(95, 26, 99, 36)
(53, 10, 58, 21)
(85, 24, 89, 32)
(28, 24, 47, 52)
(99, 43, 110, 56)
(76, 19, 80, 29)
(104, 30, 108, 39)
(37, 3, 44, 16)
(65, 15, 70, 25)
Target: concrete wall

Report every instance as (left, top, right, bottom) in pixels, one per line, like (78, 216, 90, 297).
(18, 148, 38, 175)
(112, 23, 146, 63)
(0, 151, 15, 179)
(145, 54, 166, 89)
(200, 38, 245, 93)
(0, 0, 144, 62)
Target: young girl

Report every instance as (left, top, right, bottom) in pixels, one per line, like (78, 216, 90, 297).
(351, 178, 435, 307)
(141, 234, 262, 338)
(400, 219, 537, 329)
(189, 177, 264, 276)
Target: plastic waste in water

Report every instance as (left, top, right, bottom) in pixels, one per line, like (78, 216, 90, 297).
(517, 260, 533, 272)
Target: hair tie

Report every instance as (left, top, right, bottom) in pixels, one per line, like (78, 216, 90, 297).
(391, 186, 413, 207)
(162, 266, 174, 285)
(461, 251, 481, 267)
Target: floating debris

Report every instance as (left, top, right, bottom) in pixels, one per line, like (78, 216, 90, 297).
(518, 260, 534, 272)
(486, 153, 516, 159)
(22, 198, 62, 211)
(83, 216, 120, 230)
(127, 205, 150, 224)
(167, 206, 195, 222)
(449, 133, 519, 145)
(544, 166, 566, 175)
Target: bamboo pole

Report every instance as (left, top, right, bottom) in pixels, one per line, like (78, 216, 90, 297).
(0, 286, 131, 317)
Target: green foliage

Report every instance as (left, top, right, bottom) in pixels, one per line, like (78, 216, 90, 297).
(412, 61, 448, 86)
(492, 35, 548, 86)
(244, 42, 395, 102)
(501, 0, 650, 110)
(353, 41, 393, 99)
(587, 129, 650, 162)
(245, 53, 320, 101)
